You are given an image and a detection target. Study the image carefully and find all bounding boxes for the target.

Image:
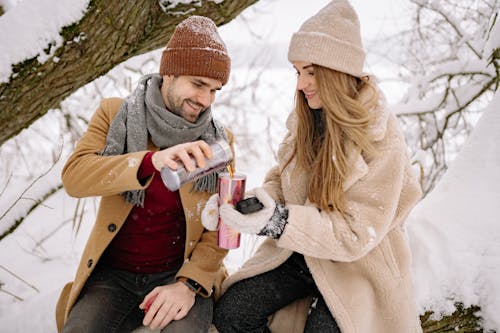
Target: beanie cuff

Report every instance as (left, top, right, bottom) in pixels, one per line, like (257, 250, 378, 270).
(288, 32, 365, 78)
(160, 47, 230, 85)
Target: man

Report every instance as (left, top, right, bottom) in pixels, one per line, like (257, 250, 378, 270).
(56, 15, 232, 333)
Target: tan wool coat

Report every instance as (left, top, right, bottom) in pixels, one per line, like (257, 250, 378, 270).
(55, 98, 231, 331)
(222, 96, 423, 333)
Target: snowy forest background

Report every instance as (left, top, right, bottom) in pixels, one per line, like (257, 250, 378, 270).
(0, 0, 499, 332)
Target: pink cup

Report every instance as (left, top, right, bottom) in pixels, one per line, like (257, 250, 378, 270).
(217, 172, 246, 249)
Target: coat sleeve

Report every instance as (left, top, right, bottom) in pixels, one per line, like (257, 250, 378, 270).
(261, 129, 293, 203)
(262, 165, 285, 203)
(276, 141, 421, 262)
(176, 225, 228, 297)
(61, 98, 151, 198)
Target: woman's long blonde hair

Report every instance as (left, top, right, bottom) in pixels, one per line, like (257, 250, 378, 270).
(286, 65, 379, 214)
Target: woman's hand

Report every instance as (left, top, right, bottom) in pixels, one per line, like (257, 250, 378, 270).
(201, 193, 219, 231)
(219, 188, 276, 234)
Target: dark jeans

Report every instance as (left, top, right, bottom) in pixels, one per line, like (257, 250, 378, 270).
(214, 252, 341, 333)
(61, 265, 213, 333)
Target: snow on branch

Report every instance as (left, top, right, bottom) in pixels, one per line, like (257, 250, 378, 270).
(384, 0, 499, 194)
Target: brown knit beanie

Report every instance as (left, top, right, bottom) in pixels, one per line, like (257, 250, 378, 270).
(288, 0, 365, 77)
(160, 16, 231, 85)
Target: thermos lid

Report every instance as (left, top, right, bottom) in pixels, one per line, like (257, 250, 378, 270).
(215, 139, 233, 162)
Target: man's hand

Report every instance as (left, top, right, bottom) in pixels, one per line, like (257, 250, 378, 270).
(152, 140, 212, 172)
(139, 281, 195, 330)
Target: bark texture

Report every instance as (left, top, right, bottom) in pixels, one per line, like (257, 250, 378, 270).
(0, 0, 258, 146)
(421, 304, 488, 332)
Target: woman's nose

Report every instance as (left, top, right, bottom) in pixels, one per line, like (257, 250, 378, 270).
(296, 75, 308, 91)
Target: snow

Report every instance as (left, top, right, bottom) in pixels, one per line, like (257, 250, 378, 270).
(408, 91, 500, 330)
(176, 15, 226, 48)
(0, 0, 89, 83)
(158, 0, 226, 12)
(1, 0, 499, 332)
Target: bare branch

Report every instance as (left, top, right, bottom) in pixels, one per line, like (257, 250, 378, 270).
(0, 265, 39, 293)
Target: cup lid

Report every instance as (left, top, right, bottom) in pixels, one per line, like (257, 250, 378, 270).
(219, 171, 246, 180)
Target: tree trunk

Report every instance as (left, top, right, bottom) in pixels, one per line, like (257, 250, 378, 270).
(0, 0, 258, 146)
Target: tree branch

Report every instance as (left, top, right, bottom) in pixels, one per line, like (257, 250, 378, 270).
(0, 0, 259, 147)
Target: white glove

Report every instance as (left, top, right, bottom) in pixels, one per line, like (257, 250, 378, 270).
(201, 193, 219, 231)
(219, 188, 276, 234)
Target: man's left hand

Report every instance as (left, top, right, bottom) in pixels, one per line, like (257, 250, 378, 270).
(139, 281, 195, 330)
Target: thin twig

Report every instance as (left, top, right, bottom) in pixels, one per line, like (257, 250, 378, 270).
(0, 264, 39, 293)
(0, 172, 13, 198)
(0, 136, 63, 222)
(0, 287, 24, 301)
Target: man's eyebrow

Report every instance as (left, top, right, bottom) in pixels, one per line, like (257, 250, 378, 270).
(194, 78, 222, 90)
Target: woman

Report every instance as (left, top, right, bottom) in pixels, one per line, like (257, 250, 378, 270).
(202, 1, 423, 332)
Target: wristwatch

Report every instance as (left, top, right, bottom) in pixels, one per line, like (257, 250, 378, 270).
(178, 277, 202, 294)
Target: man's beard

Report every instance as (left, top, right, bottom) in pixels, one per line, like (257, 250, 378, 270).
(166, 92, 206, 123)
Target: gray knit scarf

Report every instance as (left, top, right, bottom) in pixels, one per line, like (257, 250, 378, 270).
(101, 74, 228, 206)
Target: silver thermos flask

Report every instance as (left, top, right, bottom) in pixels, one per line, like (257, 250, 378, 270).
(160, 139, 233, 192)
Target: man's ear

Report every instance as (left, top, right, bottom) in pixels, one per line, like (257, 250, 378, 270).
(162, 75, 173, 85)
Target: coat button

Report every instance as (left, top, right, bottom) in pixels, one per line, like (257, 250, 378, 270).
(87, 259, 93, 268)
(108, 223, 117, 232)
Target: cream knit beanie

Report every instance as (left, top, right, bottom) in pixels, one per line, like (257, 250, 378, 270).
(288, 0, 365, 77)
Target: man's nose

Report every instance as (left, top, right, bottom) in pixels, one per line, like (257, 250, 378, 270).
(196, 90, 212, 108)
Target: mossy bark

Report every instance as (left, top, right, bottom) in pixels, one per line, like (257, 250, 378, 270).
(421, 304, 492, 332)
(0, 0, 258, 146)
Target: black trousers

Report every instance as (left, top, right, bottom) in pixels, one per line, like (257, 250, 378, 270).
(61, 265, 213, 333)
(214, 252, 341, 333)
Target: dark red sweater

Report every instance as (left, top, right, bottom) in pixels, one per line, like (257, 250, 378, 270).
(102, 152, 186, 273)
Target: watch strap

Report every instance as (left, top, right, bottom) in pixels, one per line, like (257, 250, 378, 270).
(178, 277, 202, 294)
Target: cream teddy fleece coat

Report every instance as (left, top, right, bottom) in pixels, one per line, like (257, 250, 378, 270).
(222, 90, 423, 333)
